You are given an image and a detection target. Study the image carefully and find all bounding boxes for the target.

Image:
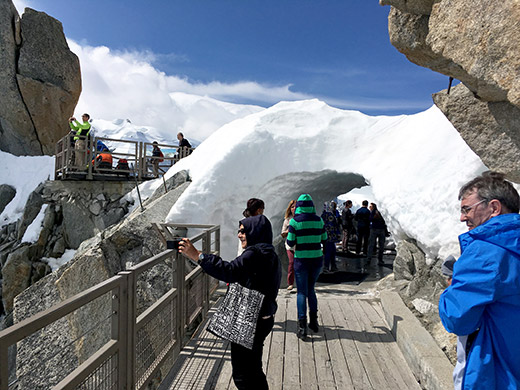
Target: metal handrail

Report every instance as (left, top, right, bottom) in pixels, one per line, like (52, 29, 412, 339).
(0, 223, 220, 390)
(54, 135, 195, 181)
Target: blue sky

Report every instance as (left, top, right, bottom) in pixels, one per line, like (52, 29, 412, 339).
(14, 0, 448, 116)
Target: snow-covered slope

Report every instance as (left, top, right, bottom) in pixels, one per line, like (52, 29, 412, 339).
(131, 99, 486, 260)
(1, 98, 487, 264)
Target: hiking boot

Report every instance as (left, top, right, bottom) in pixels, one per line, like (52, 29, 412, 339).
(297, 318, 307, 340)
(309, 312, 319, 333)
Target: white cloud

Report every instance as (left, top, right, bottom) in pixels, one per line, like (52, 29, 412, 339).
(68, 41, 308, 140)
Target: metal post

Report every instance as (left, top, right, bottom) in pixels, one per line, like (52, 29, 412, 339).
(0, 344, 8, 390)
(113, 273, 130, 390)
(120, 270, 135, 390)
(174, 250, 185, 349)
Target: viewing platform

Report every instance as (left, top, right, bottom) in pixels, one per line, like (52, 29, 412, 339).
(0, 225, 453, 390)
(53, 134, 195, 181)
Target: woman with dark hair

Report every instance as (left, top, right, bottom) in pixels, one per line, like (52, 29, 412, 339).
(367, 202, 387, 266)
(281, 200, 297, 290)
(179, 215, 281, 390)
(243, 198, 265, 218)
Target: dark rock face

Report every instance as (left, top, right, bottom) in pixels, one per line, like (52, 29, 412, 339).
(0, 184, 16, 215)
(0, 2, 81, 156)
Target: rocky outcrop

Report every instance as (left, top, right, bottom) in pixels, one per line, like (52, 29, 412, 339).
(0, 2, 81, 156)
(390, 239, 457, 363)
(0, 185, 16, 215)
(433, 84, 520, 182)
(0, 180, 135, 316)
(382, 0, 520, 182)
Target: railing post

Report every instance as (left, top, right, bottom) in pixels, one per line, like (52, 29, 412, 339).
(119, 270, 135, 390)
(0, 343, 8, 390)
(113, 272, 129, 389)
(173, 251, 185, 351)
(202, 231, 211, 316)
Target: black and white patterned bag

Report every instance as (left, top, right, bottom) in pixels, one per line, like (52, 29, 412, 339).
(207, 282, 265, 350)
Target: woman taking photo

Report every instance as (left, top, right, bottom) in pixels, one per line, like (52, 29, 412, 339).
(179, 214, 281, 390)
(281, 200, 296, 290)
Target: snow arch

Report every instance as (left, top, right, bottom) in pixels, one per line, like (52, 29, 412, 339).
(135, 100, 487, 260)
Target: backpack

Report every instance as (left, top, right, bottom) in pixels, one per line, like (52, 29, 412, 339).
(158, 151, 164, 162)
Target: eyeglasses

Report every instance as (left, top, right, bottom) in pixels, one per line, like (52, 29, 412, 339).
(237, 228, 245, 234)
(460, 199, 487, 215)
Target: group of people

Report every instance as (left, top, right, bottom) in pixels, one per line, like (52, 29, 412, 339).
(67, 113, 193, 176)
(150, 132, 192, 177)
(177, 170, 520, 390)
(291, 197, 390, 273)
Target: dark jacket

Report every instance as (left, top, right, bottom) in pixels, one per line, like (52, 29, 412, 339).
(355, 206, 370, 229)
(369, 210, 386, 230)
(179, 138, 192, 148)
(341, 208, 353, 230)
(199, 215, 281, 317)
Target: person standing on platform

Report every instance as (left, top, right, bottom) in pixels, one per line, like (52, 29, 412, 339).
(354, 200, 370, 256)
(287, 194, 327, 339)
(281, 200, 297, 290)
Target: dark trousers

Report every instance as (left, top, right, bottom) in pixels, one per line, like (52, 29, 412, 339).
(367, 228, 386, 261)
(231, 315, 275, 390)
(323, 241, 337, 270)
(356, 225, 370, 255)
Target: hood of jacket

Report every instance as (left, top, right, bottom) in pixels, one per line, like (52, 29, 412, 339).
(460, 213, 520, 256)
(240, 214, 273, 246)
(295, 193, 317, 216)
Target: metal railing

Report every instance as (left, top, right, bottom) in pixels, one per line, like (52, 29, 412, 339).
(54, 135, 195, 181)
(0, 223, 220, 390)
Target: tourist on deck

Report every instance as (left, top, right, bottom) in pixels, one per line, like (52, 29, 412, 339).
(242, 198, 265, 218)
(69, 113, 91, 169)
(366, 203, 387, 266)
(151, 141, 163, 178)
(341, 200, 354, 253)
(439, 171, 520, 389)
(238, 198, 266, 255)
(175, 132, 192, 161)
(281, 200, 296, 290)
(287, 194, 327, 339)
(354, 200, 370, 255)
(321, 201, 341, 273)
(179, 215, 281, 390)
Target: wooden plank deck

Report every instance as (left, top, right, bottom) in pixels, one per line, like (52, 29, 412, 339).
(160, 285, 422, 390)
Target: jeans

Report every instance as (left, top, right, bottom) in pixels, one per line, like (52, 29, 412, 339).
(323, 241, 337, 270)
(286, 249, 295, 286)
(294, 258, 323, 319)
(367, 228, 386, 261)
(231, 315, 274, 390)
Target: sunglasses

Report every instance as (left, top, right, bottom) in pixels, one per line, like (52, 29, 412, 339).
(237, 228, 246, 234)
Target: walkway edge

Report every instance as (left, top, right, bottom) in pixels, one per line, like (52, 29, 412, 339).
(380, 291, 454, 390)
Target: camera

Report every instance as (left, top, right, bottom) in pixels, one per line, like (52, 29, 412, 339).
(167, 239, 182, 250)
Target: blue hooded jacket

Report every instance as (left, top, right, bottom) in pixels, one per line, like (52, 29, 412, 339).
(439, 213, 520, 389)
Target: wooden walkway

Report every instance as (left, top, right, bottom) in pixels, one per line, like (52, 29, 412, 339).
(160, 284, 422, 390)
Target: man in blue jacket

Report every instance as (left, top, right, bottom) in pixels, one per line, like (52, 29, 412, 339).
(438, 171, 520, 389)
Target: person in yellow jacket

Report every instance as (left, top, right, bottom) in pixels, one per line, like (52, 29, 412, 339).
(69, 113, 91, 169)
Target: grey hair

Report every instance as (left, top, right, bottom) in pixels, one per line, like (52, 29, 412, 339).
(458, 171, 520, 213)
